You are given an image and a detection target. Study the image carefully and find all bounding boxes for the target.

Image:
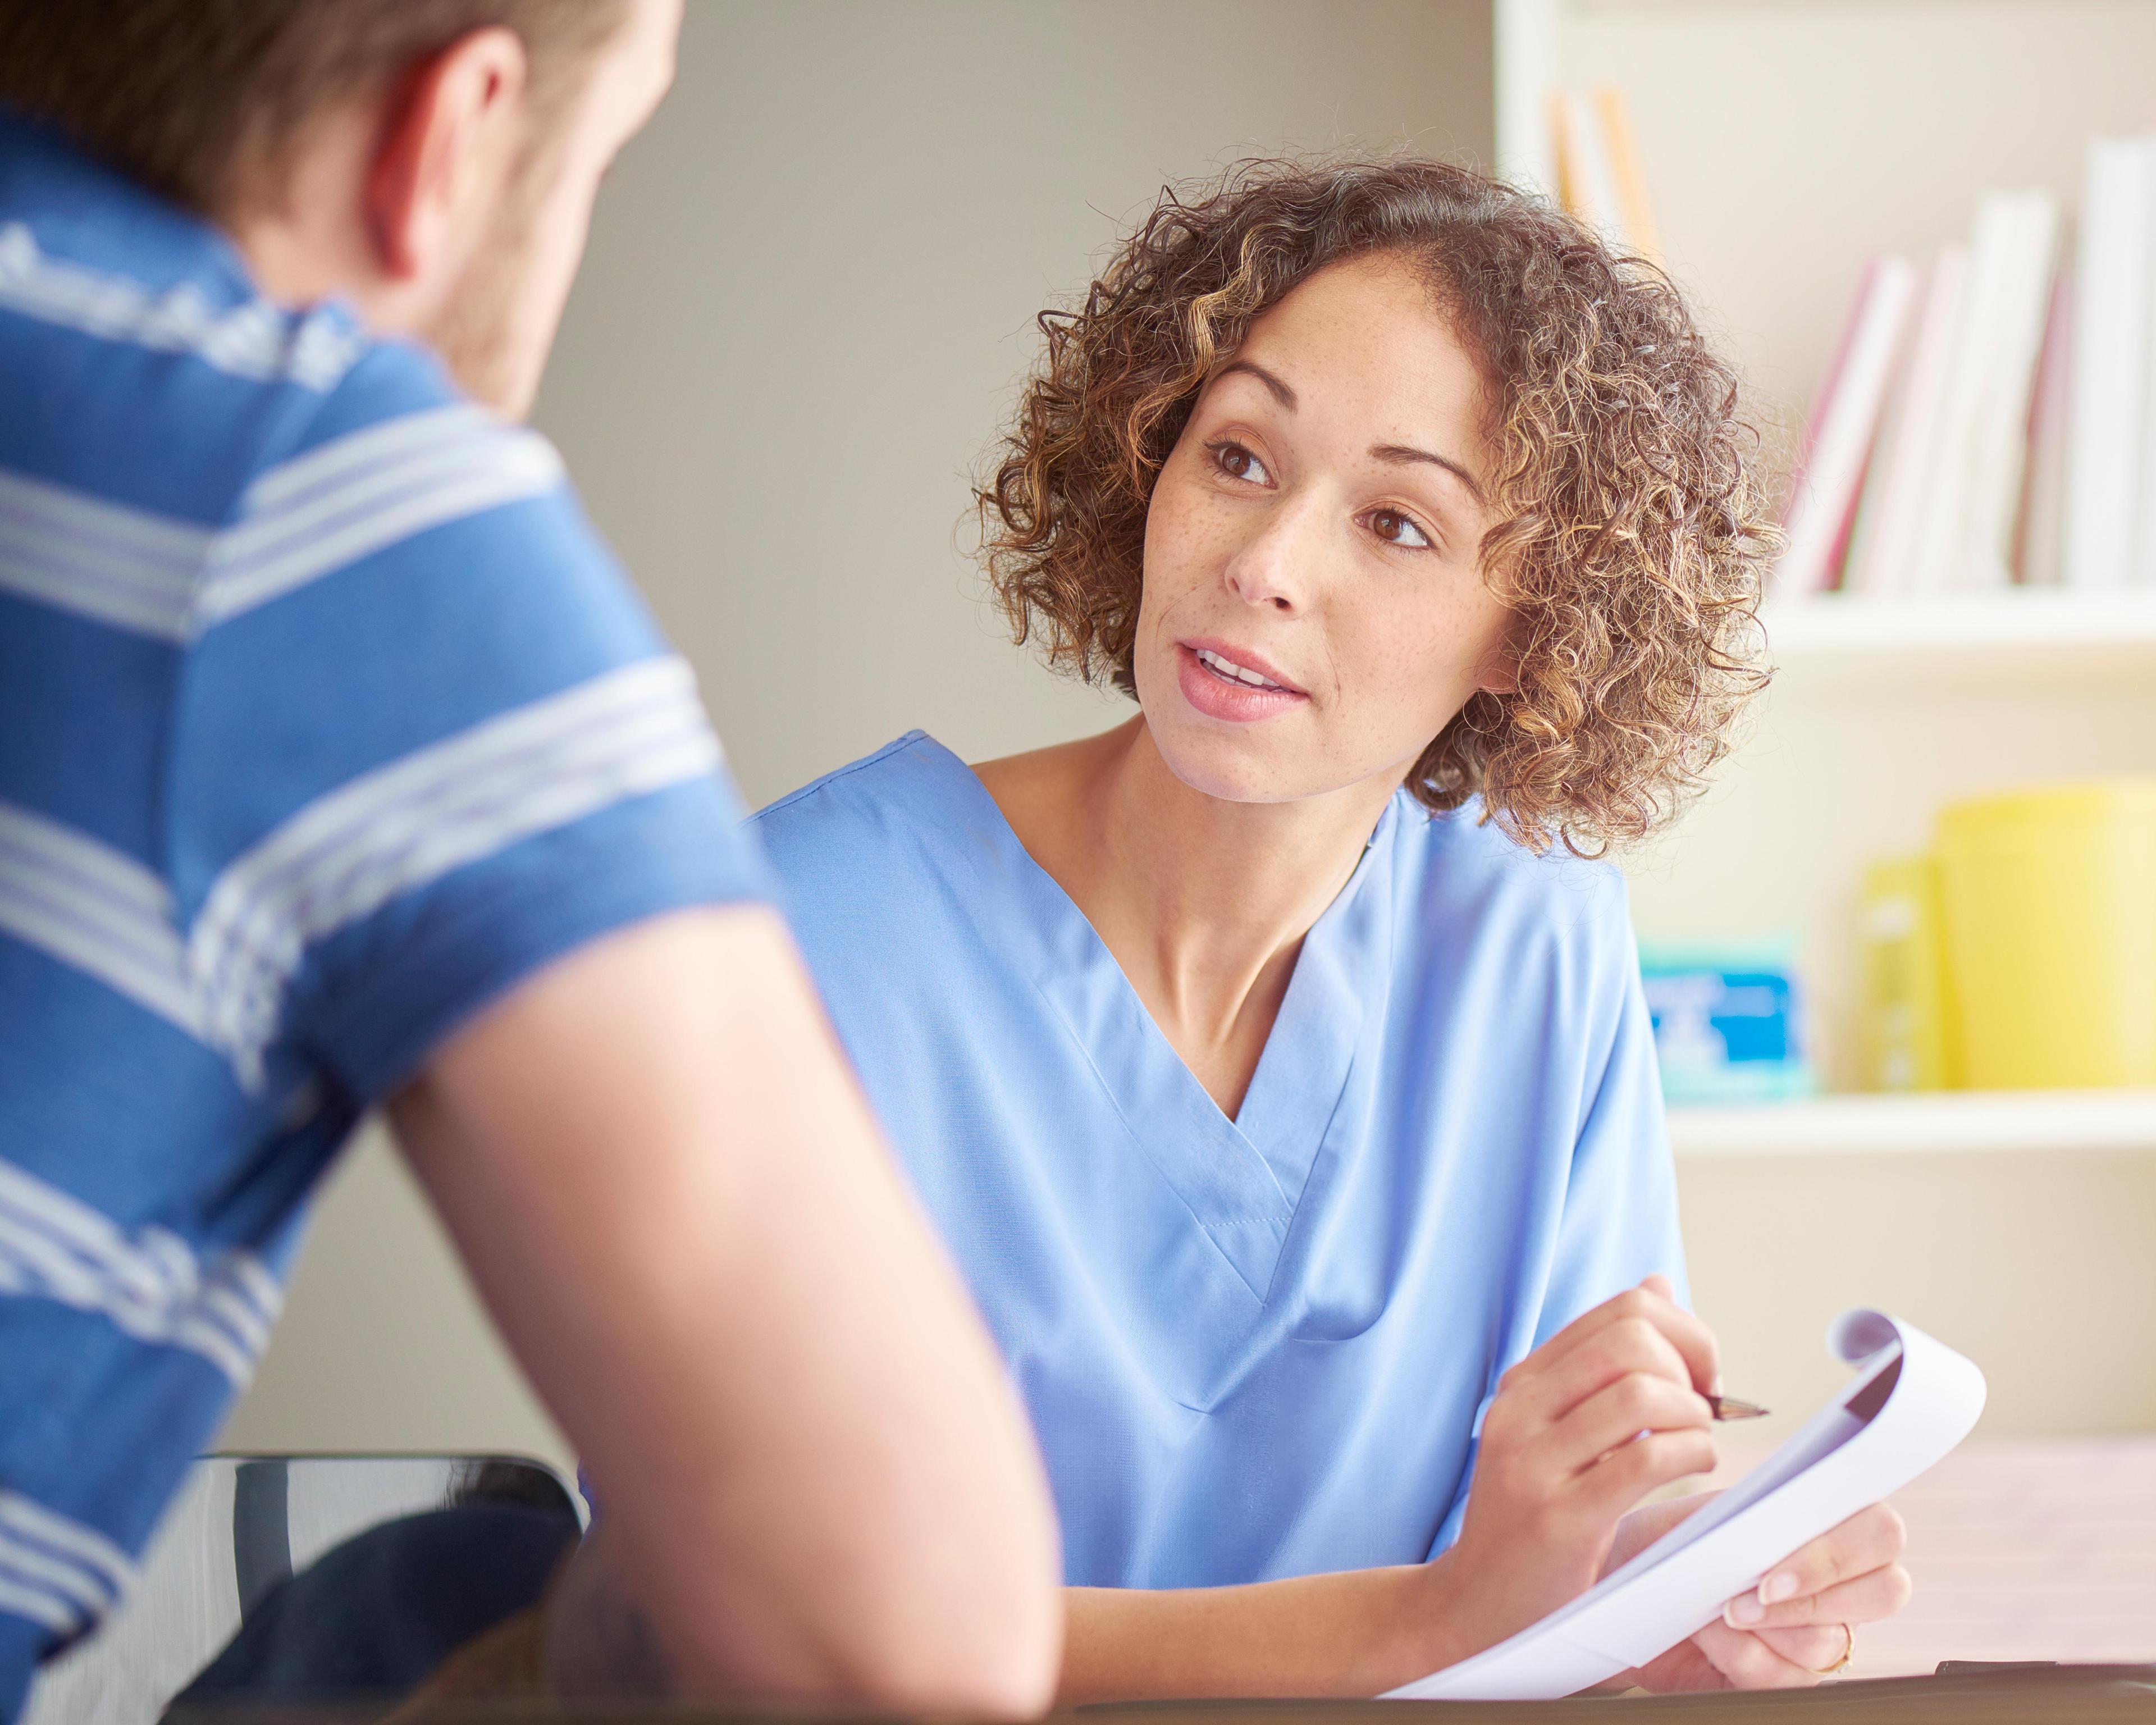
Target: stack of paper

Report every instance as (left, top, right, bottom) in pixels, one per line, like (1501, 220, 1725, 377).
(1383, 1309, 1987, 1702)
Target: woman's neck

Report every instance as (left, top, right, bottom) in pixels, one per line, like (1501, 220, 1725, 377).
(974, 717, 1399, 1119)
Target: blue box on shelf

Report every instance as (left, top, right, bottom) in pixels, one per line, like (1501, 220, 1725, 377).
(1638, 942, 1816, 1106)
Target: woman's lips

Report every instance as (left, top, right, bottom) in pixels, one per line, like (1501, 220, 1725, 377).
(1173, 641, 1309, 723)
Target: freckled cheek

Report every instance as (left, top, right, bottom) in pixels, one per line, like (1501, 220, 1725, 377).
(1140, 485, 1234, 628)
(1323, 605, 1480, 751)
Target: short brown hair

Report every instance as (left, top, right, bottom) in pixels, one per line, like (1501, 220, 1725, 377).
(0, 0, 631, 219)
(975, 157, 1773, 856)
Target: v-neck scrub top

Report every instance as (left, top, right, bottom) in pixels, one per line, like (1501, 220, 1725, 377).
(755, 733, 1684, 1590)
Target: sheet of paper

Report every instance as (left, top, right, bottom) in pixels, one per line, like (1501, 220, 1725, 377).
(1382, 1309, 1987, 1701)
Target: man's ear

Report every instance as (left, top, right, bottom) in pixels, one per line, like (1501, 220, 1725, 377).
(363, 26, 530, 282)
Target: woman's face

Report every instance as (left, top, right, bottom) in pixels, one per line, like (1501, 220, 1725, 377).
(1133, 252, 1514, 807)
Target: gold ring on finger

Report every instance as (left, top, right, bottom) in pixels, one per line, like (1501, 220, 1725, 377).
(1811, 1622, 1854, 1677)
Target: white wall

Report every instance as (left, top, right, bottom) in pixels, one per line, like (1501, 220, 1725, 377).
(223, 0, 1492, 1468)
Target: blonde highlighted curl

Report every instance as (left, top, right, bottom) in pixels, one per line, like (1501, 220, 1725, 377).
(974, 157, 1774, 855)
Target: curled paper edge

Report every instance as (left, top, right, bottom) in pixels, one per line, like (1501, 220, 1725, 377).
(1383, 1307, 1986, 1701)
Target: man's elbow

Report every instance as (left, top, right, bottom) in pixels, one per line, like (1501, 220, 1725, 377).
(566, 1519, 1065, 1717)
(841, 1572, 1063, 1720)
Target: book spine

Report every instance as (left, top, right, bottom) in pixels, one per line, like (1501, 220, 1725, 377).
(1779, 258, 1920, 596)
(1558, 88, 1629, 248)
(2134, 145, 2156, 586)
(1785, 259, 1879, 518)
(1593, 86, 1661, 264)
(1849, 248, 1970, 597)
(2064, 138, 2155, 590)
(1909, 197, 2031, 591)
(1957, 193, 2061, 587)
(2013, 266, 2077, 586)
(1546, 89, 1577, 217)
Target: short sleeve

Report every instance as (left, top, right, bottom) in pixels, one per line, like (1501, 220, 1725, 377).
(1531, 900, 1689, 1348)
(1427, 870, 1687, 1558)
(166, 338, 773, 1103)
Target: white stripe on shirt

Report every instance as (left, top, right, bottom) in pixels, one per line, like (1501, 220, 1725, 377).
(238, 402, 494, 517)
(0, 1157, 280, 1386)
(0, 221, 360, 390)
(0, 1511, 121, 1618)
(0, 467, 206, 641)
(191, 657, 721, 1084)
(0, 1574, 76, 1635)
(0, 661, 720, 1087)
(0, 804, 207, 1037)
(0, 1491, 136, 1636)
(194, 417, 564, 627)
(0, 405, 564, 640)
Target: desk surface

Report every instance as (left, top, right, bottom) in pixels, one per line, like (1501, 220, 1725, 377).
(161, 1666, 2156, 1725)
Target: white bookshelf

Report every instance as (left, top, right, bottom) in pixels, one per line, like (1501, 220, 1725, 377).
(1762, 590, 2156, 681)
(1508, 0, 2156, 1436)
(1670, 1089, 2156, 1158)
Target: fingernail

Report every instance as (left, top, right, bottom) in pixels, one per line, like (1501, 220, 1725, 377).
(1761, 1571, 1801, 1604)
(1725, 1593, 1765, 1627)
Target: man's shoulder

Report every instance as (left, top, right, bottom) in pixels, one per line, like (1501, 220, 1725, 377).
(0, 112, 512, 534)
(0, 158, 613, 660)
(0, 223, 459, 524)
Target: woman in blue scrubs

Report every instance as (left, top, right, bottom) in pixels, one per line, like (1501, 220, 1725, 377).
(755, 161, 1907, 1699)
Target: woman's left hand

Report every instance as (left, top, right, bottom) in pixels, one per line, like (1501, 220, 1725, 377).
(1608, 1497, 1911, 1692)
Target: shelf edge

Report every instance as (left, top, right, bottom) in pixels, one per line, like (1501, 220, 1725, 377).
(1668, 1090, 2156, 1156)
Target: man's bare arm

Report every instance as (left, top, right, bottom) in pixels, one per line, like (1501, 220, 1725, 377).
(387, 905, 1061, 1714)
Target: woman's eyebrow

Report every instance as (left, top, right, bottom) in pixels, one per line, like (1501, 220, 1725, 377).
(1215, 359, 1298, 409)
(1371, 442, 1485, 506)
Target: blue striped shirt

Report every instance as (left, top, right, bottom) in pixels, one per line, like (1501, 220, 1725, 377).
(0, 109, 770, 1713)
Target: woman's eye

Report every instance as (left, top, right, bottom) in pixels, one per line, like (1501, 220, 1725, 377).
(1209, 440, 1272, 486)
(1367, 508, 1433, 550)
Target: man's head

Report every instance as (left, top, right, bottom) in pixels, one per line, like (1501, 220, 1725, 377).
(0, 0, 682, 416)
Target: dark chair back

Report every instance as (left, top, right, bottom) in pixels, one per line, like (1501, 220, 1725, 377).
(24, 1454, 582, 1724)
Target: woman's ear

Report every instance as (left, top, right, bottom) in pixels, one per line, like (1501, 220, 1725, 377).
(1473, 619, 1523, 696)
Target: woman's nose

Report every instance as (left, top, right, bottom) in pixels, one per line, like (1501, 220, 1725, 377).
(1223, 493, 1322, 612)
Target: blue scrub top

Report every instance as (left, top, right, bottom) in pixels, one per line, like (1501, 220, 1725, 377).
(755, 732, 1684, 1590)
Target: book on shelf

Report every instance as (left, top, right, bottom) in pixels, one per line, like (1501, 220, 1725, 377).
(1844, 248, 1966, 596)
(1775, 136, 2156, 601)
(2064, 138, 2154, 591)
(1548, 85, 1659, 264)
(2013, 268, 2075, 587)
(1780, 257, 1919, 597)
(1551, 88, 1624, 244)
(1939, 192, 2058, 590)
(1593, 88, 1660, 263)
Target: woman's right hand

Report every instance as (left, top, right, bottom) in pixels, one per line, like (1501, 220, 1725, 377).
(1438, 1274, 1721, 1653)
(1059, 1275, 1727, 1706)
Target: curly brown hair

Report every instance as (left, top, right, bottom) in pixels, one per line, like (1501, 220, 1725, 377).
(974, 157, 1774, 856)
